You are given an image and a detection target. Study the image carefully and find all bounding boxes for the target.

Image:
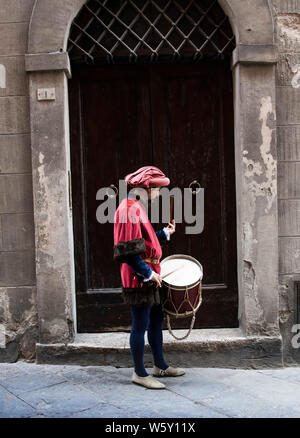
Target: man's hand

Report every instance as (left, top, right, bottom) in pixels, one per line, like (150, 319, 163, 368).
(166, 219, 176, 235)
(152, 272, 163, 288)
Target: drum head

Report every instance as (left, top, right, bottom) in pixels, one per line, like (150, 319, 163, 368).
(160, 254, 203, 289)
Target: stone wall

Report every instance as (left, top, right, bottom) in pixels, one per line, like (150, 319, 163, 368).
(0, 0, 37, 361)
(272, 0, 300, 364)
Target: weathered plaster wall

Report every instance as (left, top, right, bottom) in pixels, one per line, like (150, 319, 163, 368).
(28, 70, 76, 345)
(0, 0, 37, 361)
(232, 62, 279, 337)
(272, 0, 300, 364)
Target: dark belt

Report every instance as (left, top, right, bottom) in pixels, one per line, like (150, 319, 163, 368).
(143, 257, 160, 265)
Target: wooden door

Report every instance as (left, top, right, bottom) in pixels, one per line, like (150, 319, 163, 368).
(69, 60, 238, 332)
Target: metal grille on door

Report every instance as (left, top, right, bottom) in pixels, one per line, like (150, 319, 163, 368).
(68, 0, 235, 64)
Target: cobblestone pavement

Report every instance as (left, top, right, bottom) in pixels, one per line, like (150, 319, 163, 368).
(1, 362, 300, 418)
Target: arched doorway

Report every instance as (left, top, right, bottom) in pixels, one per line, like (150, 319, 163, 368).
(67, 0, 238, 332)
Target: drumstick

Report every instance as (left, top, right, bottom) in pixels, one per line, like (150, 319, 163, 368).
(170, 195, 174, 223)
(161, 264, 184, 279)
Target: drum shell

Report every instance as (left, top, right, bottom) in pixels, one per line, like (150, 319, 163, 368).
(162, 281, 202, 318)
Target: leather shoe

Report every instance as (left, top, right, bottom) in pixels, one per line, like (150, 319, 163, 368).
(132, 371, 166, 389)
(153, 365, 185, 377)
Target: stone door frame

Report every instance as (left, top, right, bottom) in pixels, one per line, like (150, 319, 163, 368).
(25, 0, 279, 344)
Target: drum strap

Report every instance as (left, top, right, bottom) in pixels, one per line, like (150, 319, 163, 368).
(166, 312, 196, 341)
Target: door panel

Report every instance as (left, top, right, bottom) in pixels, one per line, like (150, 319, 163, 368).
(70, 65, 154, 331)
(149, 62, 238, 328)
(82, 67, 153, 289)
(150, 62, 223, 284)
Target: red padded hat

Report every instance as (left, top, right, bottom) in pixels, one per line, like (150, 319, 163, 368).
(124, 166, 170, 188)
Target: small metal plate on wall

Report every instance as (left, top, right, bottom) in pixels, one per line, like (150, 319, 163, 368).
(37, 88, 56, 101)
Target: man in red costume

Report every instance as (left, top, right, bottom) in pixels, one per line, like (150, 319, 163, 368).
(113, 166, 185, 390)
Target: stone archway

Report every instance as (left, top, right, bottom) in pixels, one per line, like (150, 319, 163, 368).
(26, 0, 280, 347)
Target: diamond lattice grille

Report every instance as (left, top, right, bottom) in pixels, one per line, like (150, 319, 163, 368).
(68, 0, 235, 64)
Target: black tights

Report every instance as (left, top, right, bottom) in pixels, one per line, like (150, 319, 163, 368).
(130, 304, 169, 377)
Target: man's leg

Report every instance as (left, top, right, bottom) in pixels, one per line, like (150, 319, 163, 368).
(147, 304, 169, 370)
(130, 305, 151, 377)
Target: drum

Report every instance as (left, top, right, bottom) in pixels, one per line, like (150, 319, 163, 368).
(160, 254, 203, 340)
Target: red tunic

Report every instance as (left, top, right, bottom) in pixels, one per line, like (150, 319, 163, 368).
(114, 197, 162, 288)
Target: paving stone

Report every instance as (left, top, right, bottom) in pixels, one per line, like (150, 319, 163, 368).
(20, 362, 63, 374)
(176, 366, 249, 381)
(257, 367, 300, 384)
(0, 385, 36, 418)
(0, 371, 67, 395)
(68, 403, 134, 419)
(219, 370, 300, 413)
(199, 386, 300, 418)
(57, 364, 114, 385)
(0, 362, 29, 380)
(17, 381, 104, 417)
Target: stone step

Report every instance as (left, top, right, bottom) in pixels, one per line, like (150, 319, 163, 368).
(36, 328, 283, 369)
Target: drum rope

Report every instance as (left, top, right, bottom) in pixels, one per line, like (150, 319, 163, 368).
(166, 312, 196, 341)
(163, 283, 203, 341)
